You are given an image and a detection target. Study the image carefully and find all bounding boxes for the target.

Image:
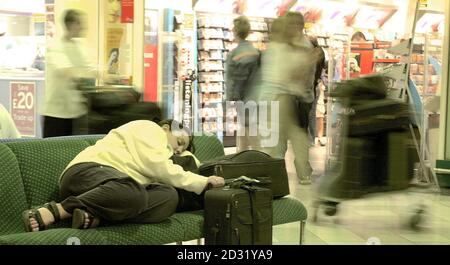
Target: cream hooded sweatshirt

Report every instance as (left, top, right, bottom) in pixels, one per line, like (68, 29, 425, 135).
(63, 120, 208, 194)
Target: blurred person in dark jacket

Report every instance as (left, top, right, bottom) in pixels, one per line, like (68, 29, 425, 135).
(225, 15, 261, 151)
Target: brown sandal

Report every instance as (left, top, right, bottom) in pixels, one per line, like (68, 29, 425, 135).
(72, 208, 100, 229)
(22, 201, 60, 232)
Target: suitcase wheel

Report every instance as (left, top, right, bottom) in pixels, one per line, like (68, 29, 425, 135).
(408, 207, 426, 231)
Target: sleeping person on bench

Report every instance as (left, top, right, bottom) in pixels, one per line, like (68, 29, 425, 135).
(22, 120, 225, 232)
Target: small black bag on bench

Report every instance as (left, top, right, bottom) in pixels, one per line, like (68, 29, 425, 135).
(170, 155, 205, 212)
(204, 177, 273, 245)
(199, 150, 290, 198)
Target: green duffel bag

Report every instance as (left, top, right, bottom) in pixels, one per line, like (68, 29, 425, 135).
(199, 150, 290, 198)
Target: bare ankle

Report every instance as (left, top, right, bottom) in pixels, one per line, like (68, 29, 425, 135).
(56, 204, 72, 219)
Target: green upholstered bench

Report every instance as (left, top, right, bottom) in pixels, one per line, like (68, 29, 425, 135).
(0, 135, 307, 245)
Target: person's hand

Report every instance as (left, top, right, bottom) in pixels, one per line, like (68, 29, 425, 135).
(205, 176, 225, 190)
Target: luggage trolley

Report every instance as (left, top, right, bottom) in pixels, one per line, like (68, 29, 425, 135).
(312, 75, 439, 230)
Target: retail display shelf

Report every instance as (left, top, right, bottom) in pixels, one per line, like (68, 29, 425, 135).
(201, 91, 223, 93)
(198, 48, 226, 51)
(373, 59, 401, 63)
(199, 70, 225, 73)
(197, 13, 271, 139)
(202, 101, 223, 105)
(199, 58, 224, 61)
(198, 81, 224, 83)
(198, 26, 232, 30)
(198, 37, 228, 41)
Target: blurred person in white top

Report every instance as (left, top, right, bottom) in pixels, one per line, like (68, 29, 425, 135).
(0, 104, 21, 139)
(42, 9, 96, 138)
(257, 13, 318, 185)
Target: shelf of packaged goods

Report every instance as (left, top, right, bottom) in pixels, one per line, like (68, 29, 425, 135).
(202, 129, 221, 134)
(198, 37, 226, 41)
(373, 59, 401, 63)
(198, 49, 225, 52)
(202, 101, 223, 105)
(223, 117, 238, 122)
(199, 69, 225, 72)
(410, 62, 425, 65)
(202, 116, 220, 120)
(198, 26, 232, 30)
(198, 81, 224, 84)
(201, 91, 223, 94)
(199, 58, 224, 61)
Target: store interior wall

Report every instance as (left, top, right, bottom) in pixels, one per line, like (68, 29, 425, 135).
(99, 0, 134, 86)
(442, 0, 450, 160)
(143, 0, 193, 102)
(0, 0, 45, 14)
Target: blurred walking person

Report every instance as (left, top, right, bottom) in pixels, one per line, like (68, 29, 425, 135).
(42, 9, 97, 137)
(258, 13, 318, 185)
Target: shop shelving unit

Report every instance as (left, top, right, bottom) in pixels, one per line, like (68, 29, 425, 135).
(195, 13, 270, 146)
(325, 33, 351, 171)
(408, 32, 443, 181)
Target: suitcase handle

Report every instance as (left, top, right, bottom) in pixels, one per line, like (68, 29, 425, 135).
(244, 185, 258, 244)
(231, 150, 271, 159)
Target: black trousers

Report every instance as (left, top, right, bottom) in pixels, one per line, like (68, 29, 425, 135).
(59, 163, 179, 224)
(43, 116, 74, 138)
(43, 115, 88, 138)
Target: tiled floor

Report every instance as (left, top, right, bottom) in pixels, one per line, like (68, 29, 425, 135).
(278, 143, 450, 245)
(179, 143, 450, 245)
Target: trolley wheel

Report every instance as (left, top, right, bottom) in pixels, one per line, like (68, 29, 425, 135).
(324, 202, 339, 216)
(409, 208, 425, 231)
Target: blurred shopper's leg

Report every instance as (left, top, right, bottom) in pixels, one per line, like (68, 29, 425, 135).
(237, 126, 261, 151)
(309, 99, 317, 143)
(257, 95, 283, 156)
(43, 116, 73, 138)
(237, 126, 250, 152)
(279, 95, 313, 184)
(297, 100, 313, 143)
(290, 126, 313, 184)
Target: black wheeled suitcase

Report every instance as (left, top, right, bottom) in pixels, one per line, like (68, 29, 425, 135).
(204, 179, 273, 245)
(348, 99, 411, 137)
(199, 150, 289, 198)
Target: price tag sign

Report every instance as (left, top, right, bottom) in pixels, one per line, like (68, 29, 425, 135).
(10, 82, 36, 137)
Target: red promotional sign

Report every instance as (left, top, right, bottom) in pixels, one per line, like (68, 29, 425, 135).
(121, 0, 134, 23)
(10, 82, 36, 137)
(144, 45, 158, 102)
(143, 9, 159, 102)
